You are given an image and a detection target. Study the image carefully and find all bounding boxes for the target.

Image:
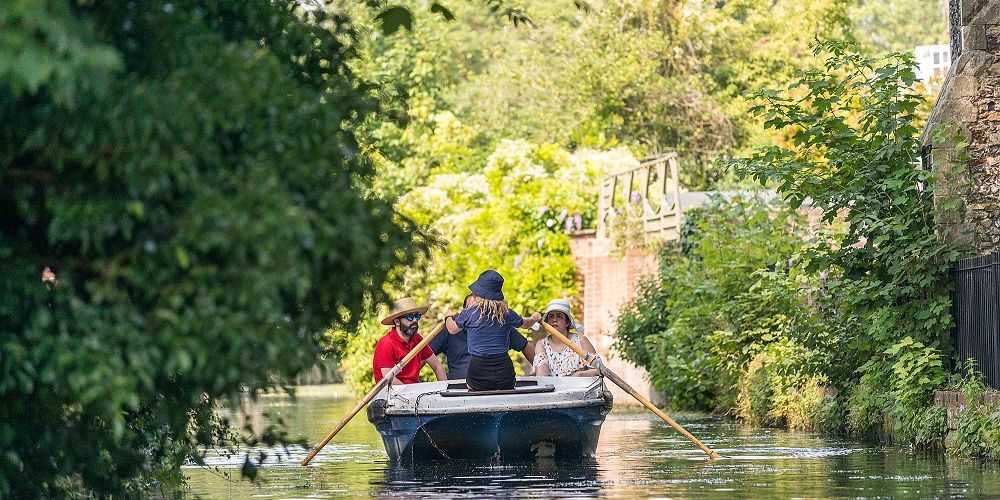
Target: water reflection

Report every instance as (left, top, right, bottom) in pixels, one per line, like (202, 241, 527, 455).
(184, 384, 1000, 499)
(376, 461, 601, 498)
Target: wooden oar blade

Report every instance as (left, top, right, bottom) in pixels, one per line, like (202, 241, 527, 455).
(538, 320, 722, 460)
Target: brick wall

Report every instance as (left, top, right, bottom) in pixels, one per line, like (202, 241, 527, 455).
(568, 231, 664, 405)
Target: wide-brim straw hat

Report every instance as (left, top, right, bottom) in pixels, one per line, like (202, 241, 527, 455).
(380, 297, 429, 325)
(543, 298, 577, 329)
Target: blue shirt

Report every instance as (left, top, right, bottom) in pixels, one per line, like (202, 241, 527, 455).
(429, 326, 529, 379)
(428, 329, 470, 380)
(454, 307, 528, 358)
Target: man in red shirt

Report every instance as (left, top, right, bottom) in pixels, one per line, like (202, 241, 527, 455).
(373, 297, 446, 385)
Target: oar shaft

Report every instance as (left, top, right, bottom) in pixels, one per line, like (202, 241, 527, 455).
(600, 362, 721, 460)
(301, 321, 444, 466)
(539, 321, 721, 460)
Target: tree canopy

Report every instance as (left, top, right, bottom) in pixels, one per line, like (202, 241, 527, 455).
(850, 0, 948, 53)
(1, 1, 422, 496)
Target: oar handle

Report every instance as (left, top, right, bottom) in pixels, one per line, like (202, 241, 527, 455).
(301, 321, 445, 466)
(539, 321, 721, 460)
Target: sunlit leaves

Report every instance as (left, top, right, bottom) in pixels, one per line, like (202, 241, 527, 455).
(732, 40, 960, 437)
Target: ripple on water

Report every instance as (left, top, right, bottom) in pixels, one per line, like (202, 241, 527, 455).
(183, 389, 1000, 499)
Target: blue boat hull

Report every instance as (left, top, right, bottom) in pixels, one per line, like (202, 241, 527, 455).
(368, 403, 611, 464)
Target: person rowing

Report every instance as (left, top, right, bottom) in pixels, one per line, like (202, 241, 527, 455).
(431, 293, 539, 380)
(372, 297, 447, 385)
(444, 270, 541, 391)
(532, 298, 600, 377)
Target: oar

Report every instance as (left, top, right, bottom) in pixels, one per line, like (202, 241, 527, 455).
(539, 320, 722, 460)
(301, 321, 445, 466)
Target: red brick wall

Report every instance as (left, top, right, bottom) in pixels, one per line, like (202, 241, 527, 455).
(568, 231, 663, 404)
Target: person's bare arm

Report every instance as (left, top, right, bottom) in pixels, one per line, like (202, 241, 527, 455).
(380, 367, 403, 385)
(445, 315, 460, 334)
(519, 312, 542, 329)
(522, 324, 547, 363)
(425, 354, 447, 381)
(535, 363, 551, 376)
(522, 341, 535, 363)
(573, 335, 600, 376)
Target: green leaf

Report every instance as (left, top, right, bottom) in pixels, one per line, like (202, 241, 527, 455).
(175, 247, 190, 269)
(430, 3, 456, 21)
(375, 6, 413, 35)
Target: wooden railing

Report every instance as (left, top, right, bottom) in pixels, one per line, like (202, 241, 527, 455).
(597, 153, 683, 238)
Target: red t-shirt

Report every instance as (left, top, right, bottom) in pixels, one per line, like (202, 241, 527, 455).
(372, 328, 434, 384)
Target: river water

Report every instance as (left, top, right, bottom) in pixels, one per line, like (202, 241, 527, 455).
(183, 384, 1000, 498)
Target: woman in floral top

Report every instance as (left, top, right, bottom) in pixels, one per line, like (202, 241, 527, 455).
(532, 299, 600, 377)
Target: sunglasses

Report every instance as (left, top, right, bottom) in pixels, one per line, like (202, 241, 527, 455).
(401, 313, 422, 322)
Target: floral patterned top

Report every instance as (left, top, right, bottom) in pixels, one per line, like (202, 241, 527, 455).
(532, 333, 599, 376)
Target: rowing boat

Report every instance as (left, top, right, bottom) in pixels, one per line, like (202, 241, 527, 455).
(366, 376, 613, 463)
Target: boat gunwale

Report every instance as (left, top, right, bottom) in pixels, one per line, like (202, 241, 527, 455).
(381, 395, 611, 416)
(374, 376, 612, 416)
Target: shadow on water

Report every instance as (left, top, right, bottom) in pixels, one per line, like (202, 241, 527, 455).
(376, 459, 601, 498)
(183, 384, 1000, 499)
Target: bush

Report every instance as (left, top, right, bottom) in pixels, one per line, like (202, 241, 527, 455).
(617, 41, 960, 447)
(736, 341, 838, 431)
(953, 366, 1000, 459)
(615, 194, 817, 411)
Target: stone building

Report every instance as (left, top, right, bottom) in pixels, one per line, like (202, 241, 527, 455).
(923, 0, 1000, 255)
(926, 0, 1000, 435)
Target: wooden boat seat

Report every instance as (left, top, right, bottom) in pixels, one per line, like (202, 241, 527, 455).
(446, 380, 538, 390)
(440, 380, 556, 397)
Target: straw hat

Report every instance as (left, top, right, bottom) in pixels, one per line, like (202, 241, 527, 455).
(380, 297, 429, 325)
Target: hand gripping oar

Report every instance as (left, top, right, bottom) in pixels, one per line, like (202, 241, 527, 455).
(301, 321, 445, 466)
(539, 320, 722, 460)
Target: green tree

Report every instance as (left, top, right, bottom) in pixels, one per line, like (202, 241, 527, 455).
(353, 0, 858, 193)
(614, 41, 960, 443)
(396, 140, 606, 313)
(1, 1, 422, 496)
(734, 40, 959, 440)
(850, 0, 948, 54)
(735, 40, 958, 360)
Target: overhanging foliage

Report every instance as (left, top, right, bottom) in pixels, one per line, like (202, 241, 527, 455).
(0, 1, 423, 496)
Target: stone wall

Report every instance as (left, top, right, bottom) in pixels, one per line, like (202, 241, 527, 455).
(924, 0, 1000, 255)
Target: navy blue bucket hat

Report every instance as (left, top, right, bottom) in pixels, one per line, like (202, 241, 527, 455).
(469, 269, 505, 301)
